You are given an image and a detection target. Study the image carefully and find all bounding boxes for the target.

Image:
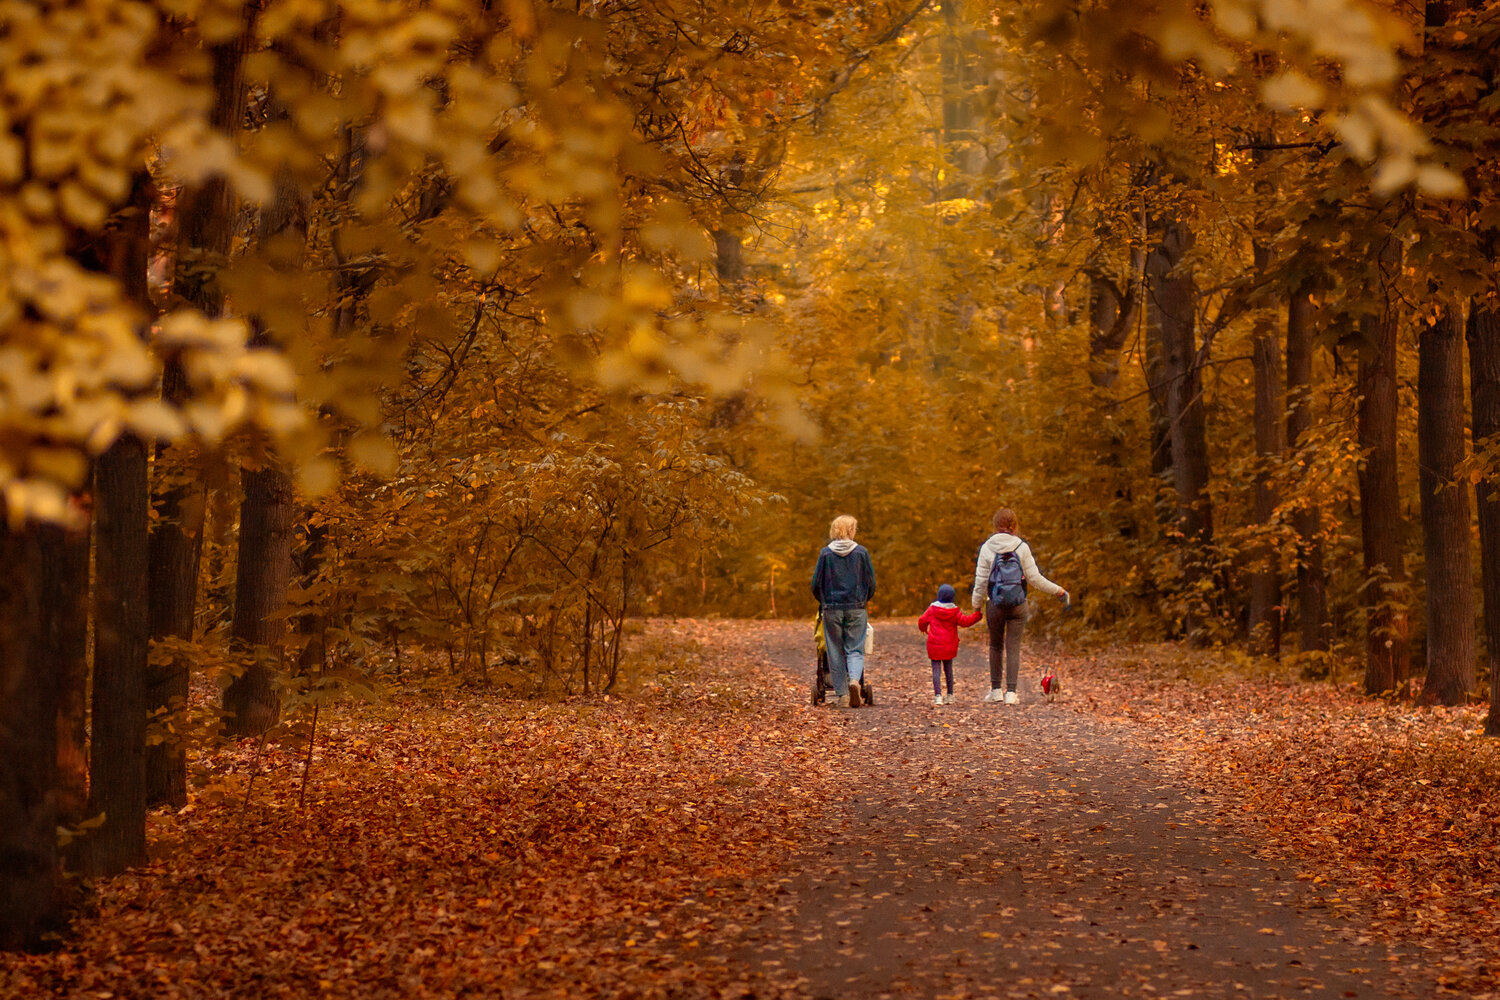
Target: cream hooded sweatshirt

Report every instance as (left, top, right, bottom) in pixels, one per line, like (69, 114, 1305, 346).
(971, 532, 1064, 609)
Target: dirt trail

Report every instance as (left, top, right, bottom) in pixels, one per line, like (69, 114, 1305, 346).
(0, 619, 1446, 1000)
(715, 620, 1423, 1000)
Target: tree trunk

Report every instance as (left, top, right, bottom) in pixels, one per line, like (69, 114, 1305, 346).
(0, 526, 63, 950)
(1358, 301, 1411, 694)
(939, 0, 978, 182)
(1285, 286, 1330, 652)
(146, 425, 204, 808)
(38, 522, 90, 828)
(224, 165, 306, 738)
(170, 23, 247, 317)
(226, 463, 297, 736)
(713, 227, 744, 287)
(1087, 242, 1146, 392)
(1089, 270, 1128, 389)
(73, 170, 154, 877)
(78, 435, 152, 877)
(1085, 237, 1147, 547)
(1147, 214, 1214, 637)
(712, 149, 747, 293)
(1466, 301, 1500, 734)
(293, 519, 330, 675)
(1247, 259, 1284, 656)
(1145, 320, 1173, 527)
(1417, 304, 1477, 704)
(148, 16, 250, 801)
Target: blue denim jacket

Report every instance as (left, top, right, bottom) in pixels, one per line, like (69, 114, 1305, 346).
(810, 544, 876, 609)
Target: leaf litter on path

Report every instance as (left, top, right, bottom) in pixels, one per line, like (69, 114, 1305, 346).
(2, 620, 842, 999)
(3, 619, 1494, 998)
(713, 621, 1437, 1000)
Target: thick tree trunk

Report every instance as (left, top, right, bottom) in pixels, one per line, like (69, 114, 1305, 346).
(1417, 305, 1477, 704)
(224, 169, 306, 737)
(146, 419, 204, 808)
(1247, 267, 1284, 656)
(1086, 240, 1146, 392)
(146, 432, 203, 807)
(75, 170, 154, 877)
(1089, 271, 1128, 389)
(0, 527, 62, 950)
(226, 464, 297, 735)
(1147, 215, 1214, 637)
(293, 519, 330, 675)
(170, 11, 251, 317)
(713, 228, 744, 286)
(1466, 301, 1500, 734)
(1358, 303, 1411, 694)
(38, 522, 90, 827)
(1145, 324, 1173, 526)
(78, 436, 152, 877)
(1285, 287, 1330, 652)
(712, 146, 747, 293)
(149, 11, 251, 792)
(1087, 237, 1147, 545)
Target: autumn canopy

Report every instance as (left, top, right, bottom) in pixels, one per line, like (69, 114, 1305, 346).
(1, 0, 1499, 980)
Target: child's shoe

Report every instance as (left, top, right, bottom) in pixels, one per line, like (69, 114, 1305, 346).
(933, 694, 943, 706)
(984, 688, 1003, 703)
(1004, 690, 1020, 705)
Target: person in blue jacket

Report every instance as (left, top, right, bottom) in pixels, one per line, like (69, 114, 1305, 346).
(811, 514, 876, 708)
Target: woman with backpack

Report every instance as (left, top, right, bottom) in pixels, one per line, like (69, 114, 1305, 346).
(971, 507, 1069, 704)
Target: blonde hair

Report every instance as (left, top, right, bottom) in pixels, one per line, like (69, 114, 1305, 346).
(992, 507, 1018, 534)
(829, 514, 858, 541)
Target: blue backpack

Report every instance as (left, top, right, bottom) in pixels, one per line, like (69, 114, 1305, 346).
(987, 546, 1027, 608)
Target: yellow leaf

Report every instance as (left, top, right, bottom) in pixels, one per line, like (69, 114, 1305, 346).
(349, 434, 397, 477)
(299, 457, 339, 498)
(1261, 71, 1324, 110)
(1415, 165, 1465, 199)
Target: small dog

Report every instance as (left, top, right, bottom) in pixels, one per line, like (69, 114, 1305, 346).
(1040, 667, 1060, 702)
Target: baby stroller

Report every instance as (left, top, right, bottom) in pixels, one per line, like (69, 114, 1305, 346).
(810, 610, 875, 707)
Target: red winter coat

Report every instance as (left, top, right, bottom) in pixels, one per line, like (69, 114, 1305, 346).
(917, 602, 984, 660)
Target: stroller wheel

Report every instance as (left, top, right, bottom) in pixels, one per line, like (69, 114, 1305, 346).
(860, 681, 874, 707)
(810, 671, 823, 706)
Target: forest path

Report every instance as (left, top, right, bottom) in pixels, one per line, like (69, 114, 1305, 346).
(2, 619, 1461, 1000)
(720, 619, 1421, 1000)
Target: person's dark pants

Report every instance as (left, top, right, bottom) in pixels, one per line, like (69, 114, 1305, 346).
(931, 659, 953, 696)
(985, 601, 1029, 692)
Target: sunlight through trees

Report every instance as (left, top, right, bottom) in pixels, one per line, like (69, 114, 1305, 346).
(3, 0, 1500, 955)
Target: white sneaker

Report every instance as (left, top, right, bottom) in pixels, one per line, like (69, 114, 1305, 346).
(942, 693, 954, 704)
(933, 695, 944, 706)
(984, 688, 1003, 703)
(1004, 690, 1020, 705)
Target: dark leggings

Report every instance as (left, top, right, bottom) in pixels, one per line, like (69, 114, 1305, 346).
(986, 601, 1028, 691)
(931, 659, 953, 695)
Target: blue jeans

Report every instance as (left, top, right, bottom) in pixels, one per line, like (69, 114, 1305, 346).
(823, 607, 867, 693)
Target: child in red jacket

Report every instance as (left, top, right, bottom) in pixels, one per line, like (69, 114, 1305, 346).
(918, 584, 984, 705)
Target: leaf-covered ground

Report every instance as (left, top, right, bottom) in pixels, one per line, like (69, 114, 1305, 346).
(1, 623, 844, 999)
(1075, 646, 1500, 999)
(3, 619, 1497, 998)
